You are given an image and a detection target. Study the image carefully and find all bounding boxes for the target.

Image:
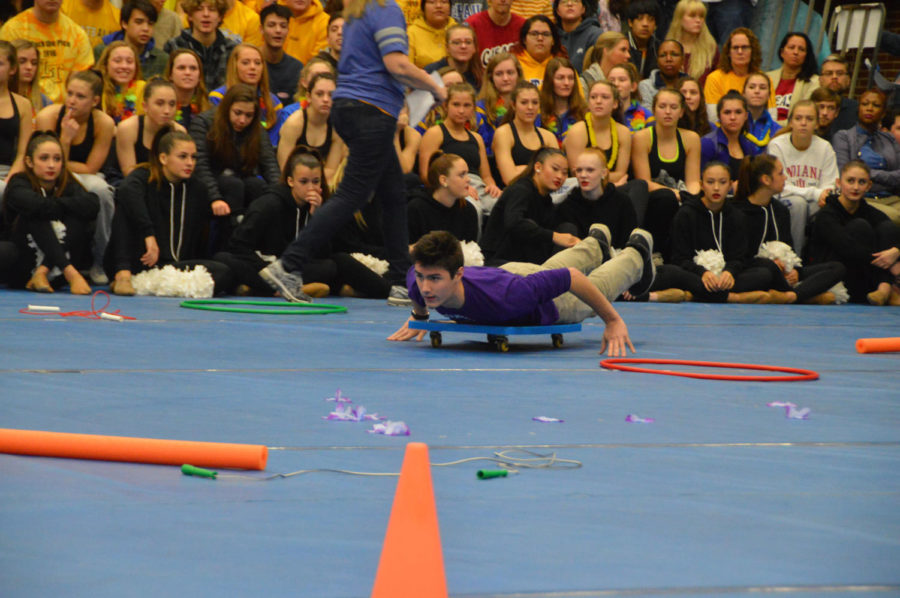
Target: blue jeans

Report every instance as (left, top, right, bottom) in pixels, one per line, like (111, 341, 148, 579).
(280, 98, 410, 284)
(706, 0, 753, 45)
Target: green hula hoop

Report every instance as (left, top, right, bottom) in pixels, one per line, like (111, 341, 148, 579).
(179, 299, 347, 315)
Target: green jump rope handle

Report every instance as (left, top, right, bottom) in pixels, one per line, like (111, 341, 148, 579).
(477, 469, 508, 480)
(181, 464, 218, 479)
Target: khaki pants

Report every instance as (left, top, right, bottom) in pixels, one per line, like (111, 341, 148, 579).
(500, 237, 642, 323)
(868, 195, 900, 226)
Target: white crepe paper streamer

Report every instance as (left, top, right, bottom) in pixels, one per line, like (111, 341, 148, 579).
(693, 249, 725, 275)
(323, 402, 383, 422)
(461, 241, 484, 266)
(132, 264, 214, 298)
(351, 253, 389, 276)
(757, 241, 802, 272)
(786, 405, 811, 419)
(625, 414, 655, 423)
(767, 401, 810, 419)
(368, 421, 410, 436)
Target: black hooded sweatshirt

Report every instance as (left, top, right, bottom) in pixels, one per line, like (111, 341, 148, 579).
(407, 185, 479, 245)
(226, 183, 313, 257)
(669, 192, 749, 276)
(809, 194, 894, 265)
(732, 196, 794, 255)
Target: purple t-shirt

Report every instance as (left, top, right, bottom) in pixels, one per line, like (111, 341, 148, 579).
(407, 265, 571, 325)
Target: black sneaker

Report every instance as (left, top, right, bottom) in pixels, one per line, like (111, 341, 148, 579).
(387, 285, 412, 307)
(588, 223, 612, 262)
(259, 259, 312, 303)
(625, 228, 656, 296)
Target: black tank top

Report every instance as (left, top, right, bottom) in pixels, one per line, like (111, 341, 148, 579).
(134, 115, 150, 165)
(510, 121, 541, 166)
(439, 123, 480, 174)
(0, 91, 20, 165)
(297, 107, 332, 158)
(584, 113, 618, 169)
(647, 125, 686, 182)
(177, 104, 193, 131)
(55, 106, 95, 164)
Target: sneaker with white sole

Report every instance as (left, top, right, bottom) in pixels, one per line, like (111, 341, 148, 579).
(588, 223, 612, 262)
(88, 264, 109, 286)
(387, 284, 412, 306)
(259, 259, 312, 303)
(625, 228, 656, 296)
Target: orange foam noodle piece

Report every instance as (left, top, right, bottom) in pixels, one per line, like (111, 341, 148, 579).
(371, 442, 447, 598)
(0, 428, 267, 470)
(856, 337, 900, 354)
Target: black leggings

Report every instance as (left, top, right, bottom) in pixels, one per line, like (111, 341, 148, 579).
(213, 250, 392, 298)
(643, 188, 680, 260)
(9, 214, 92, 287)
(209, 174, 271, 254)
(752, 257, 846, 303)
(648, 263, 777, 302)
(0, 240, 19, 283)
(838, 219, 899, 303)
(103, 210, 234, 295)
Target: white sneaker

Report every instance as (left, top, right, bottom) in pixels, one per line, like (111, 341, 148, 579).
(259, 260, 312, 303)
(88, 264, 108, 285)
(387, 285, 412, 306)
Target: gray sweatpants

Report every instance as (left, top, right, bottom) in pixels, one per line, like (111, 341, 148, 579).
(500, 237, 642, 323)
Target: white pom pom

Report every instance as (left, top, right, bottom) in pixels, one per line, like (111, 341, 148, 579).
(351, 253, 389, 275)
(461, 241, 484, 266)
(757, 241, 802, 272)
(828, 282, 849, 304)
(132, 265, 214, 297)
(694, 249, 725, 275)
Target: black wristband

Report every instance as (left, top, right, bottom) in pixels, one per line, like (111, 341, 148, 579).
(410, 311, 429, 321)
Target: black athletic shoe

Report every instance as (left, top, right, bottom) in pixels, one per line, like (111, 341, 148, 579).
(588, 223, 612, 262)
(626, 228, 656, 296)
(259, 259, 312, 303)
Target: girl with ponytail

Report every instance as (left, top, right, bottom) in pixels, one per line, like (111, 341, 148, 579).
(105, 125, 233, 295)
(214, 146, 393, 299)
(733, 154, 845, 304)
(407, 151, 480, 245)
(479, 146, 576, 265)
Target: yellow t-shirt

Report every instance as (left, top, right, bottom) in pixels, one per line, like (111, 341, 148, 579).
(511, 0, 553, 19)
(223, 0, 264, 47)
(704, 69, 775, 108)
(0, 10, 95, 103)
(61, 0, 121, 48)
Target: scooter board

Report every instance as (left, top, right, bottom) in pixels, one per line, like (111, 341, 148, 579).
(408, 320, 582, 351)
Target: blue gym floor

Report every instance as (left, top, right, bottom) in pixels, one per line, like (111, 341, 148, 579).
(1, 289, 899, 598)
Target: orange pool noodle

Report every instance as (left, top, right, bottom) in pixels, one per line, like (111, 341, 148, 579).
(0, 428, 267, 470)
(856, 337, 900, 354)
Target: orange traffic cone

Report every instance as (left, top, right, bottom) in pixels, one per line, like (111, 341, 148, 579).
(371, 442, 447, 598)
